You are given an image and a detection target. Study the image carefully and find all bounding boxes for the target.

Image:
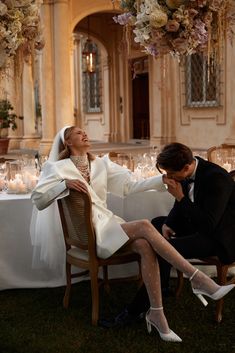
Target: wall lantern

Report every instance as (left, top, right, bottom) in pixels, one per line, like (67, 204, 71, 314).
(82, 16, 96, 73)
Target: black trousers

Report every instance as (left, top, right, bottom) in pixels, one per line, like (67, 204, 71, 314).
(127, 216, 218, 315)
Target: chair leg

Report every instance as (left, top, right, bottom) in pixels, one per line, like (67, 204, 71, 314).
(175, 270, 184, 298)
(215, 265, 229, 323)
(90, 267, 99, 326)
(102, 265, 110, 294)
(63, 262, 72, 309)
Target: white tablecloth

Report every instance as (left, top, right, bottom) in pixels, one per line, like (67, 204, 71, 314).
(107, 190, 174, 221)
(0, 190, 174, 290)
(1, 190, 234, 290)
(0, 193, 66, 290)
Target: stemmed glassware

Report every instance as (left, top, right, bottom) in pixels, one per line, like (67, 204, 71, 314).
(0, 163, 7, 192)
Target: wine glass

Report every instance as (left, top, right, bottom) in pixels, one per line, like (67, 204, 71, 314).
(0, 163, 7, 192)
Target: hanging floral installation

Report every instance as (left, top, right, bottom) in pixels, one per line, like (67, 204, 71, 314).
(113, 0, 235, 60)
(0, 0, 44, 72)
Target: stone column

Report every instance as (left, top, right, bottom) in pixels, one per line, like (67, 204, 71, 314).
(54, 0, 74, 129)
(39, 0, 56, 155)
(72, 33, 81, 125)
(149, 55, 177, 147)
(108, 28, 121, 142)
(3, 59, 24, 150)
(20, 59, 39, 149)
(224, 37, 235, 144)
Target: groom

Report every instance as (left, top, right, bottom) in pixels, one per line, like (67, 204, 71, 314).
(99, 142, 235, 327)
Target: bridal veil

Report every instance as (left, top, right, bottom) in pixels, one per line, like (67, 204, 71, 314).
(30, 126, 70, 278)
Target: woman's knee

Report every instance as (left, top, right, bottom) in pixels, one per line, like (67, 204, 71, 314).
(139, 219, 152, 231)
(131, 238, 152, 255)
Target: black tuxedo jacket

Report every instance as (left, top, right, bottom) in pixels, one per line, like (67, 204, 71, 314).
(165, 157, 235, 264)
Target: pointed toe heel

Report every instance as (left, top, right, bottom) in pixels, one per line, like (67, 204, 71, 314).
(145, 307, 182, 343)
(189, 269, 235, 305)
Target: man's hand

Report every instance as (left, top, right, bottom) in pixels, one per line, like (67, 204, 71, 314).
(162, 224, 176, 240)
(163, 176, 184, 201)
(65, 179, 88, 193)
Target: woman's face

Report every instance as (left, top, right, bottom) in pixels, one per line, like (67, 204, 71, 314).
(66, 127, 90, 150)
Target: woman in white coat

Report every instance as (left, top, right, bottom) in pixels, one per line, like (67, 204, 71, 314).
(31, 126, 234, 343)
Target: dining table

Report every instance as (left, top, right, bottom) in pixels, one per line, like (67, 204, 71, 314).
(1, 189, 234, 291)
(0, 189, 174, 290)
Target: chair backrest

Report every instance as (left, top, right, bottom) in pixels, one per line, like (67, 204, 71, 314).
(229, 170, 235, 180)
(109, 152, 134, 171)
(207, 145, 235, 170)
(58, 190, 96, 255)
(108, 151, 119, 159)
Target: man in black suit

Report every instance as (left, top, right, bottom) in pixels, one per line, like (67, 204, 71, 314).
(99, 142, 235, 327)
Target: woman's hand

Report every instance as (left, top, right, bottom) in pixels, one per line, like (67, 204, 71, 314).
(65, 179, 88, 193)
(163, 177, 184, 201)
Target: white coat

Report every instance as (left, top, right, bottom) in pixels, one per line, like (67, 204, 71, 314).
(31, 155, 166, 259)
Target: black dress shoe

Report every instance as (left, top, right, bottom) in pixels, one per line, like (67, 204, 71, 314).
(98, 308, 144, 328)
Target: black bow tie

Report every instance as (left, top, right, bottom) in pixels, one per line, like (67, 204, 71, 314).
(185, 178, 194, 184)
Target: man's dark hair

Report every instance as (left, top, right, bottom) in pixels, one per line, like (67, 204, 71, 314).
(156, 142, 194, 172)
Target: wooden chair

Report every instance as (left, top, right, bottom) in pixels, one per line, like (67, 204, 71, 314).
(0, 157, 16, 163)
(108, 152, 134, 171)
(108, 151, 119, 159)
(176, 258, 235, 322)
(176, 170, 235, 322)
(207, 144, 235, 168)
(57, 190, 141, 326)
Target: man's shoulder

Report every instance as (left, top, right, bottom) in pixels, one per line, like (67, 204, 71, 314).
(196, 157, 232, 182)
(197, 157, 226, 173)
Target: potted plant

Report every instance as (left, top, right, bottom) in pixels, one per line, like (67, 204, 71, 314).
(0, 99, 23, 154)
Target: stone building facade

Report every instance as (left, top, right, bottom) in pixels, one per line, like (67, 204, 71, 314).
(1, 0, 235, 154)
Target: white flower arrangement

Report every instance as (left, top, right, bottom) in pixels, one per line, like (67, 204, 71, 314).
(0, 0, 44, 69)
(114, 0, 235, 59)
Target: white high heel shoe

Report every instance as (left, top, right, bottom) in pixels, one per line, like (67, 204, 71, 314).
(190, 269, 235, 306)
(145, 307, 182, 343)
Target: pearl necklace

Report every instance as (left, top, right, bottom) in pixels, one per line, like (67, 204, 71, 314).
(70, 155, 90, 184)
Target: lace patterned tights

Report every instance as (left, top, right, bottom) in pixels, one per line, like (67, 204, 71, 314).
(121, 219, 220, 334)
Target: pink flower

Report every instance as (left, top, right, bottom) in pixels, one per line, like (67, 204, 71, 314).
(195, 0, 207, 7)
(171, 37, 188, 54)
(113, 12, 133, 26)
(188, 8, 198, 18)
(165, 19, 180, 32)
(209, 0, 224, 11)
(151, 28, 165, 40)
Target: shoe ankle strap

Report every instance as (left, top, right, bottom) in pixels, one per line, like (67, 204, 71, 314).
(150, 306, 163, 311)
(189, 269, 199, 282)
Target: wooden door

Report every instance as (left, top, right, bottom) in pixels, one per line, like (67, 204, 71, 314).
(132, 73, 149, 139)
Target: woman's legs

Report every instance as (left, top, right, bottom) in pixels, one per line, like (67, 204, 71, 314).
(121, 219, 220, 295)
(127, 238, 170, 334)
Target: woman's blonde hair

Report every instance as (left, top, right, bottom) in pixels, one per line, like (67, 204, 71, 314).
(58, 126, 95, 161)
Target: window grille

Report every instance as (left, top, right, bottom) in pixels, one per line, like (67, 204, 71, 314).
(185, 53, 221, 108)
(82, 41, 102, 113)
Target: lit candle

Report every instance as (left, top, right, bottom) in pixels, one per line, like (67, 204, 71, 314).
(8, 180, 17, 191)
(15, 173, 22, 180)
(18, 182, 27, 193)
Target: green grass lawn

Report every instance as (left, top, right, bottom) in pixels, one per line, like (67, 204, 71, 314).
(0, 279, 234, 353)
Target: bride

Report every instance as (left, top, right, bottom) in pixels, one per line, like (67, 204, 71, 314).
(31, 126, 234, 343)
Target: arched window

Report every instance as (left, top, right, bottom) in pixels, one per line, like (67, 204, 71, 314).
(185, 53, 221, 108)
(82, 39, 102, 113)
